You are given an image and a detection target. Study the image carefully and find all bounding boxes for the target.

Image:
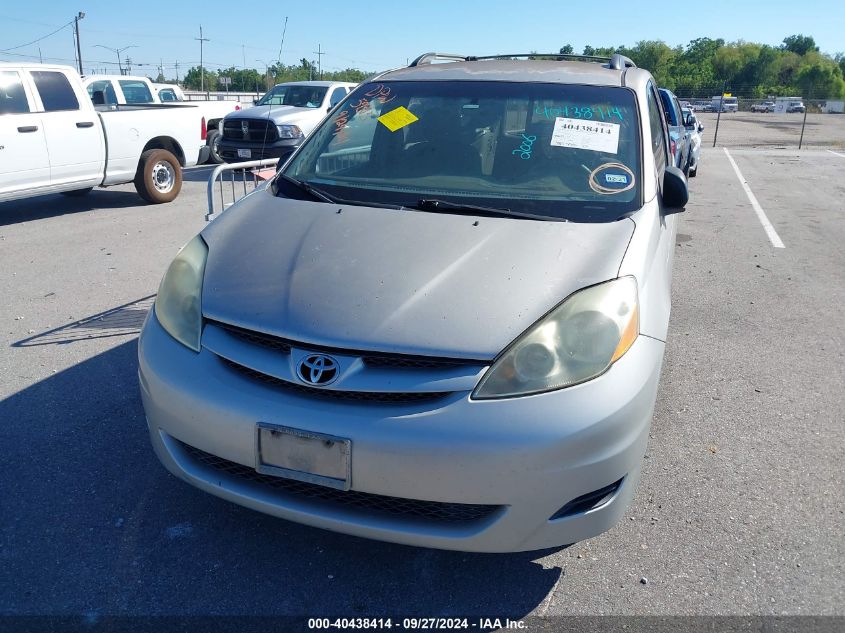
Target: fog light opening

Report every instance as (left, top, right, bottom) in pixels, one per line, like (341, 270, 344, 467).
(549, 477, 625, 521)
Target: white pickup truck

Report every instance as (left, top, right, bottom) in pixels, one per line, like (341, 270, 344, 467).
(83, 75, 243, 163)
(1, 63, 207, 204)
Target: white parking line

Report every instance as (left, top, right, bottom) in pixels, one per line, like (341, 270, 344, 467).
(723, 148, 785, 249)
(828, 150, 845, 158)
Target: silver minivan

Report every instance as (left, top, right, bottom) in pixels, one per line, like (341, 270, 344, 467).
(139, 53, 688, 552)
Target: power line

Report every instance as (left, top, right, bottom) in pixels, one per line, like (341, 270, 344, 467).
(0, 19, 73, 52)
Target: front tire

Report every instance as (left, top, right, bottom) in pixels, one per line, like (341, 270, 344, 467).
(206, 129, 224, 164)
(134, 149, 182, 204)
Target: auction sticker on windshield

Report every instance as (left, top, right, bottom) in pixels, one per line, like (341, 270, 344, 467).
(377, 106, 419, 132)
(551, 117, 620, 154)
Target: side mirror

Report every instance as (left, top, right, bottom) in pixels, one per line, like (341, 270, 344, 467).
(698, 123, 704, 132)
(662, 166, 688, 214)
(253, 99, 259, 106)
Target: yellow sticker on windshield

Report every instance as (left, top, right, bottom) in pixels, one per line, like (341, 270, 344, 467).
(377, 106, 419, 132)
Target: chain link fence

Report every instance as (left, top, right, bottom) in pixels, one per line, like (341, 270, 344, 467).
(679, 96, 845, 149)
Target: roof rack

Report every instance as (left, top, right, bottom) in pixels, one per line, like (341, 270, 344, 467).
(408, 52, 637, 71)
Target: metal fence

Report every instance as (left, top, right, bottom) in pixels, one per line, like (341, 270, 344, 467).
(206, 159, 279, 221)
(680, 97, 845, 149)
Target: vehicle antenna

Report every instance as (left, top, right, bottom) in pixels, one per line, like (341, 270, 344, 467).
(277, 17, 288, 64)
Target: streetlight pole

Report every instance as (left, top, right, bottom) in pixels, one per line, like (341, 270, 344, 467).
(74, 12, 85, 75)
(94, 44, 137, 75)
(195, 26, 210, 93)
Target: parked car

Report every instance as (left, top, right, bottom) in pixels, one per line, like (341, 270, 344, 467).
(751, 101, 775, 113)
(786, 101, 806, 113)
(152, 82, 186, 102)
(711, 95, 738, 113)
(658, 87, 692, 174)
(1, 63, 207, 204)
(139, 52, 689, 552)
(682, 107, 703, 177)
(83, 75, 243, 164)
(216, 81, 356, 163)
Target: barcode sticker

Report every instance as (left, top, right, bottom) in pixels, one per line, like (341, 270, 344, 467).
(551, 118, 620, 154)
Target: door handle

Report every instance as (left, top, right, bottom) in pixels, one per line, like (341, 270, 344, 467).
(76, 121, 95, 128)
(17, 126, 38, 133)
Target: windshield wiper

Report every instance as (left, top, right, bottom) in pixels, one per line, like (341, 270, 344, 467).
(277, 175, 337, 203)
(414, 198, 564, 222)
(276, 175, 404, 210)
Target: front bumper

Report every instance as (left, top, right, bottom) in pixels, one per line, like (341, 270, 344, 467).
(139, 312, 665, 552)
(217, 136, 302, 163)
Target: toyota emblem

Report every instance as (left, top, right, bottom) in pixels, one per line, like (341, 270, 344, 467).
(296, 354, 339, 386)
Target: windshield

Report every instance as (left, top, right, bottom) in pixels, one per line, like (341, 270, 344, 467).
(281, 81, 642, 222)
(257, 85, 328, 108)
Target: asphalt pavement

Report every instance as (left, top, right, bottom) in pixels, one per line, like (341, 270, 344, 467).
(0, 153, 843, 620)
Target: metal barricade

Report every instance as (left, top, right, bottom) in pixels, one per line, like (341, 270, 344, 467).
(206, 159, 279, 222)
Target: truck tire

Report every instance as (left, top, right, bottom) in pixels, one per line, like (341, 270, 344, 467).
(206, 130, 224, 164)
(60, 187, 94, 197)
(134, 149, 182, 204)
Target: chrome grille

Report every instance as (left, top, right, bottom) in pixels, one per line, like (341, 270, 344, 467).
(222, 118, 278, 142)
(207, 320, 481, 370)
(221, 357, 453, 404)
(180, 441, 501, 524)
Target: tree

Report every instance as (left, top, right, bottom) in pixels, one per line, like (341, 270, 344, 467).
(183, 66, 218, 90)
(795, 59, 845, 98)
(626, 40, 676, 85)
(782, 35, 818, 56)
(559, 44, 574, 55)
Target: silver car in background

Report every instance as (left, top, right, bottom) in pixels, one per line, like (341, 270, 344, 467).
(139, 53, 689, 552)
(682, 107, 704, 177)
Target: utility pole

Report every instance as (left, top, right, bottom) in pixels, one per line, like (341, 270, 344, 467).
(195, 26, 210, 92)
(74, 12, 85, 75)
(242, 44, 246, 69)
(125, 57, 132, 75)
(313, 44, 324, 80)
(175, 60, 180, 82)
(38, 46, 43, 63)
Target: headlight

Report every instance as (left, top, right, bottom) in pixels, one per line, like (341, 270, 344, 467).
(473, 277, 639, 399)
(154, 235, 208, 352)
(276, 124, 302, 139)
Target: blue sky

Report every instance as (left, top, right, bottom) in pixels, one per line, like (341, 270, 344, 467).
(1, 1, 843, 78)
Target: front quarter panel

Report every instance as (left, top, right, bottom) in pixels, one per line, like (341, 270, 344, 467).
(618, 196, 677, 342)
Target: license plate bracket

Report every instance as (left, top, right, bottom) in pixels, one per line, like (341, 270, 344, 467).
(237, 148, 251, 158)
(255, 423, 351, 490)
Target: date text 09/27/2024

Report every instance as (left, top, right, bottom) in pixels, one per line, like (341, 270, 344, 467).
(307, 617, 527, 630)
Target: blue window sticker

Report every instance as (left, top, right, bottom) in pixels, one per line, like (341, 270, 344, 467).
(589, 162, 635, 195)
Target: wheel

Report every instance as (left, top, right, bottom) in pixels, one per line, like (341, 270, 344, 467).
(689, 165, 697, 178)
(134, 149, 182, 204)
(60, 187, 94, 197)
(206, 129, 224, 164)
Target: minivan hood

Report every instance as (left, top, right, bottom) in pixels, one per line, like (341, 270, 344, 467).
(200, 192, 635, 360)
(225, 104, 316, 123)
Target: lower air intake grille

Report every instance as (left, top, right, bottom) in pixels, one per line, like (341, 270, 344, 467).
(180, 442, 501, 524)
(221, 357, 453, 404)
